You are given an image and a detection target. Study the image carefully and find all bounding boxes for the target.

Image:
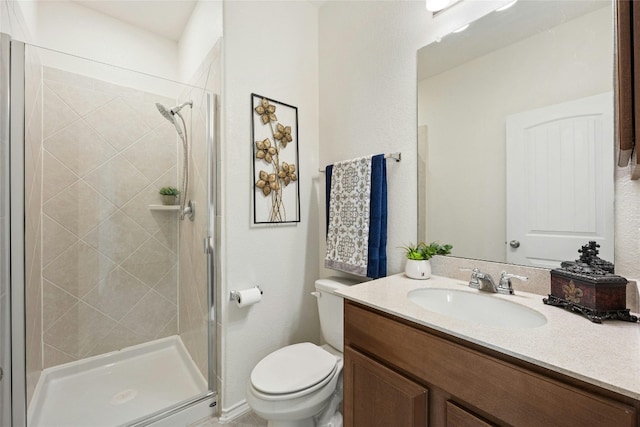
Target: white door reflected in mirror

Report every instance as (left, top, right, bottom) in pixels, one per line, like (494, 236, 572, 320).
(506, 92, 614, 268)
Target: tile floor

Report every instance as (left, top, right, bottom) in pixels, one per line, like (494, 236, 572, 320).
(190, 412, 267, 427)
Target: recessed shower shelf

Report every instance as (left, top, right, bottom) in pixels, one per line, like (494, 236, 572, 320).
(148, 205, 180, 211)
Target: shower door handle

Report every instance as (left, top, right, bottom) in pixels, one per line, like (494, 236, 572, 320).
(203, 236, 214, 254)
(0, 366, 3, 382)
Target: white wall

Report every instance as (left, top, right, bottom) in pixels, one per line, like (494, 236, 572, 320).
(178, 1, 223, 82)
(0, 0, 37, 42)
(31, 1, 179, 83)
(220, 0, 320, 416)
(6, 0, 225, 90)
(318, 0, 505, 277)
(319, 0, 640, 287)
(1, 2, 177, 95)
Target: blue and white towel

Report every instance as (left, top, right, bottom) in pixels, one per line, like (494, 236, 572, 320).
(325, 154, 387, 279)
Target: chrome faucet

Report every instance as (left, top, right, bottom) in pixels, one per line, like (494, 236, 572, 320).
(465, 268, 498, 293)
(462, 268, 527, 295)
(497, 271, 528, 295)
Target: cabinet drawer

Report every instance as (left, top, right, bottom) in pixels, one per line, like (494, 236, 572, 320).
(446, 401, 495, 427)
(345, 302, 636, 427)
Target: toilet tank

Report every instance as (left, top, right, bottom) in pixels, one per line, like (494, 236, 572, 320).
(314, 277, 359, 353)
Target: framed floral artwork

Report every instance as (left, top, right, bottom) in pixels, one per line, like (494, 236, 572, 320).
(251, 93, 300, 224)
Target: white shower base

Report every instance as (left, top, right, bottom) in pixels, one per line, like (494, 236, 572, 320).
(29, 335, 208, 427)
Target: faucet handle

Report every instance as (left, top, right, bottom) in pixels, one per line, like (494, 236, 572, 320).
(460, 268, 480, 288)
(498, 271, 528, 295)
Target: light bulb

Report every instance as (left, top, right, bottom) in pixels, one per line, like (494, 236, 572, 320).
(426, 0, 451, 12)
(496, 0, 518, 12)
(453, 24, 469, 33)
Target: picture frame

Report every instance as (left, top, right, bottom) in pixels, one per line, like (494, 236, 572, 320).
(251, 93, 300, 224)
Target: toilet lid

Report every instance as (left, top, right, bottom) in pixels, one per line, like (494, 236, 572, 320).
(251, 342, 338, 395)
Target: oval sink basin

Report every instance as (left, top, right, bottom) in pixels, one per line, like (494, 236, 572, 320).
(407, 288, 547, 329)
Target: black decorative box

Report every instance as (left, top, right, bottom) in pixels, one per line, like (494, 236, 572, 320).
(543, 242, 638, 324)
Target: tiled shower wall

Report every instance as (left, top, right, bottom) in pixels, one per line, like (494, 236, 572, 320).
(24, 45, 43, 406)
(39, 67, 180, 368)
(178, 41, 222, 380)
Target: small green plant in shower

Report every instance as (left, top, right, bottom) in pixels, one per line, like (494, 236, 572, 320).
(159, 186, 180, 205)
(253, 97, 297, 222)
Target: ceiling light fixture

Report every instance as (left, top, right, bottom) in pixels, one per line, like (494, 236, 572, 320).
(426, 0, 451, 12)
(496, 0, 518, 12)
(453, 24, 469, 33)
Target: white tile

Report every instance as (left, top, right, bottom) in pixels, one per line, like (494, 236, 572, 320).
(43, 85, 79, 139)
(42, 241, 116, 299)
(45, 79, 115, 118)
(42, 280, 78, 330)
(83, 211, 150, 263)
(84, 98, 152, 152)
(42, 215, 78, 267)
(119, 290, 176, 339)
(44, 119, 116, 177)
(43, 300, 117, 358)
(83, 268, 150, 321)
(43, 180, 117, 237)
(121, 237, 176, 287)
(122, 127, 177, 182)
(42, 150, 79, 203)
(84, 155, 151, 208)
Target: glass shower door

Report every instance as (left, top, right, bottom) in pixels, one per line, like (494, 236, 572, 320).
(0, 32, 12, 427)
(14, 43, 217, 427)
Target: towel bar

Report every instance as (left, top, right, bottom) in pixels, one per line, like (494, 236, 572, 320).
(319, 152, 401, 173)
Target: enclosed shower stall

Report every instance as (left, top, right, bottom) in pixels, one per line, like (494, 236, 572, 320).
(1, 33, 219, 426)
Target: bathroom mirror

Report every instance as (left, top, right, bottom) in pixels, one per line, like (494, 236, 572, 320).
(417, 0, 614, 268)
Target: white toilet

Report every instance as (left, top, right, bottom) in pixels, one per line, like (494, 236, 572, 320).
(246, 277, 357, 427)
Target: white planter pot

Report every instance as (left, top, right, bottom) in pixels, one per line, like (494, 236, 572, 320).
(161, 195, 178, 205)
(405, 259, 431, 280)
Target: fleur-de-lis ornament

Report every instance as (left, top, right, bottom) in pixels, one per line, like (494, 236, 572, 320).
(562, 281, 584, 304)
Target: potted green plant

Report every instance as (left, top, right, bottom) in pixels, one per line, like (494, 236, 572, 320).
(402, 242, 452, 280)
(159, 186, 180, 205)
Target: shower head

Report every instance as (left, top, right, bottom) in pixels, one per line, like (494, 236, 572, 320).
(156, 101, 193, 142)
(155, 103, 174, 123)
(155, 101, 193, 121)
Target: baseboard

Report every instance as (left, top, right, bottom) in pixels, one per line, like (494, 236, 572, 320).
(218, 400, 251, 424)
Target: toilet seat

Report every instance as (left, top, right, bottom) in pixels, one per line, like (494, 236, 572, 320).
(250, 343, 338, 401)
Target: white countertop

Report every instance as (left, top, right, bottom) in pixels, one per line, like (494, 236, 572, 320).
(336, 273, 640, 400)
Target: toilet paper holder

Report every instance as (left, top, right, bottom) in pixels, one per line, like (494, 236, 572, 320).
(229, 286, 263, 302)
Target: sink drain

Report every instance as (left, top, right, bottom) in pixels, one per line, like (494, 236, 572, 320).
(109, 388, 138, 405)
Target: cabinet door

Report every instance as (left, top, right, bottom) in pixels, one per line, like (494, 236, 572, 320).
(446, 401, 494, 427)
(344, 346, 427, 427)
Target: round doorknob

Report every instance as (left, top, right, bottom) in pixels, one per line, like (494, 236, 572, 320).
(509, 240, 520, 248)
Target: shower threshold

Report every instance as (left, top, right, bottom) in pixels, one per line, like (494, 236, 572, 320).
(29, 335, 208, 427)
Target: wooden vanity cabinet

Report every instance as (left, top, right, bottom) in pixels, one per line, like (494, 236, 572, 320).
(344, 346, 427, 426)
(343, 300, 639, 427)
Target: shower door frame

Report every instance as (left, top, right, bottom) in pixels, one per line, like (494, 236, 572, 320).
(5, 34, 28, 427)
(131, 91, 219, 427)
(3, 37, 219, 426)
(0, 32, 14, 427)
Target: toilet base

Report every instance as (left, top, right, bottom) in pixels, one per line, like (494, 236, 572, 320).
(263, 410, 342, 427)
(266, 418, 315, 427)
